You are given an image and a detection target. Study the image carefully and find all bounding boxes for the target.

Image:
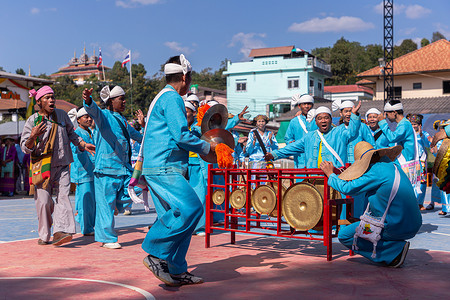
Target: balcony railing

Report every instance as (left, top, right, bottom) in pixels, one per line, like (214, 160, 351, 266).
(307, 57, 331, 73)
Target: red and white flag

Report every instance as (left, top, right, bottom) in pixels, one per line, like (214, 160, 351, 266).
(122, 50, 131, 68)
(97, 48, 103, 68)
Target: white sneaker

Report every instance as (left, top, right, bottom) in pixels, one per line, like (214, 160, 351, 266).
(195, 231, 206, 236)
(102, 242, 122, 249)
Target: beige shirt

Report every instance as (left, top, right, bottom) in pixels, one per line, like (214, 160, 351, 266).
(21, 108, 83, 167)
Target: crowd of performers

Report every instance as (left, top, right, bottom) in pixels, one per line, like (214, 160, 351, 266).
(16, 54, 450, 286)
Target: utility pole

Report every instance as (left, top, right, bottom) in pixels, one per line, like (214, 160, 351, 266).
(383, 0, 394, 103)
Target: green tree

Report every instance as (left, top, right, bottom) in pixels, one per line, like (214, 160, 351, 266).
(394, 39, 418, 58)
(431, 31, 446, 42)
(329, 37, 354, 85)
(421, 38, 430, 48)
(15, 68, 26, 75)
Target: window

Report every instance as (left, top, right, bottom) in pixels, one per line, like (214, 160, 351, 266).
(413, 82, 422, 90)
(236, 82, 247, 92)
(318, 82, 322, 91)
(309, 79, 314, 87)
(388, 86, 402, 99)
(443, 81, 450, 94)
(288, 79, 299, 89)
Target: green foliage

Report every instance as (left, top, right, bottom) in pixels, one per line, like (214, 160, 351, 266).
(394, 39, 417, 58)
(431, 31, 446, 42)
(421, 38, 430, 48)
(15, 68, 26, 75)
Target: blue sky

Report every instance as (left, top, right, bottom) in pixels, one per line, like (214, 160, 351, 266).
(1, 0, 449, 77)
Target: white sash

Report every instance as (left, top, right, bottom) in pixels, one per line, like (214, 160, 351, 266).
(297, 115, 308, 134)
(317, 130, 344, 167)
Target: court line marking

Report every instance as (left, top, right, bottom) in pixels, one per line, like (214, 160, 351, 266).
(0, 277, 155, 300)
(430, 232, 450, 237)
(0, 218, 36, 221)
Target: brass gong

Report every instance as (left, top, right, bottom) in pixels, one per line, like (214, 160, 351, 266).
(282, 182, 323, 231)
(306, 178, 338, 200)
(252, 185, 277, 215)
(212, 189, 225, 205)
(230, 188, 246, 209)
(269, 182, 287, 217)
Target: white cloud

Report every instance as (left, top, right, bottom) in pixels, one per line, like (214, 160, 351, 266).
(405, 4, 431, 19)
(228, 32, 266, 58)
(30, 8, 40, 14)
(116, 0, 161, 8)
(109, 42, 140, 61)
(30, 7, 57, 14)
(164, 42, 194, 55)
(288, 16, 374, 33)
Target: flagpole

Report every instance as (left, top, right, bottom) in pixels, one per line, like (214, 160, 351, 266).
(102, 63, 106, 82)
(129, 50, 133, 115)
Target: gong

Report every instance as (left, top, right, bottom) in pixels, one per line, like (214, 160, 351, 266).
(252, 185, 277, 215)
(212, 189, 225, 205)
(200, 104, 228, 134)
(230, 188, 246, 209)
(200, 128, 235, 164)
(269, 182, 287, 217)
(282, 182, 323, 231)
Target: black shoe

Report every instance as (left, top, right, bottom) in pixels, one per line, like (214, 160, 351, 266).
(143, 255, 181, 287)
(425, 203, 434, 210)
(389, 241, 410, 268)
(170, 272, 204, 285)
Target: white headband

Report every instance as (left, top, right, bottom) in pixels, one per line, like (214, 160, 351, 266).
(365, 108, 381, 120)
(186, 94, 199, 103)
(384, 102, 403, 112)
(67, 108, 78, 127)
(77, 107, 88, 118)
(314, 106, 332, 118)
(292, 94, 314, 104)
(306, 108, 316, 122)
(164, 54, 192, 75)
(184, 101, 197, 112)
(207, 100, 219, 106)
(100, 85, 125, 103)
(332, 99, 354, 112)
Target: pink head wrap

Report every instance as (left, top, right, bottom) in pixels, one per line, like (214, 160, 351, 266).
(29, 85, 54, 100)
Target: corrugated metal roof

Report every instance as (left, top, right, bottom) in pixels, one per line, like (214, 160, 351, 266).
(324, 84, 373, 95)
(0, 71, 53, 85)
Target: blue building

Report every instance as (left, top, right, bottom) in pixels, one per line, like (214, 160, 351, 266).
(223, 46, 332, 117)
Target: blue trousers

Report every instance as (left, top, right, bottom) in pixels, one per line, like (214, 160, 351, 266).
(338, 222, 406, 265)
(142, 173, 203, 274)
(188, 163, 207, 233)
(74, 181, 96, 234)
(94, 173, 132, 243)
(352, 193, 368, 219)
(417, 183, 427, 206)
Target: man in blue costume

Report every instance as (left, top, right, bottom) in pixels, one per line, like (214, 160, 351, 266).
(265, 104, 361, 170)
(379, 100, 419, 194)
(284, 94, 317, 168)
(70, 107, 96, 236)
(141, 54, 217, 286)
(333, 100, 375, 164)
(320, 141, 422, 267)
(365, 108, 390, 149)
(83, 85, 143, 249)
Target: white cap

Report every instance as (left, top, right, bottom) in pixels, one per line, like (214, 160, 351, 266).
(332, 99, 354, 112)
(67, 108, 78, 127)
(365, 108, 381, 120)
(314, 106, 332, 118)
(184, 101, 197, 112)
(164, 54, 192, 75)
(186, 94, 199, 103)
(77, 107, 88, 118)
(100, 85, 125, 103)
(292, 93, 314, 104)
(384, 102, 403, 112)
(207, 100, 219, 106)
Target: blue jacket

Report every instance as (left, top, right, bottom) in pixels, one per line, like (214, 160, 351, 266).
(142, 85, 210, 176)
(347, 122, 375, 163)
(246, 129, 278, 162)
(284, 114, 318, 168)
(70, 126, 95, 183)
(379, 118, 416, 162)
(84, 99, 142, 176)
(328, 156, 422, 240)
(273, 113, 361, 168)
(371, 127, 391, 149)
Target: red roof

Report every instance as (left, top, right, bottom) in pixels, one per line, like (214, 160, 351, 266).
(249, 46, 294, 58)
(358, 39, 450, 77)
(324, 84, 373, 95)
